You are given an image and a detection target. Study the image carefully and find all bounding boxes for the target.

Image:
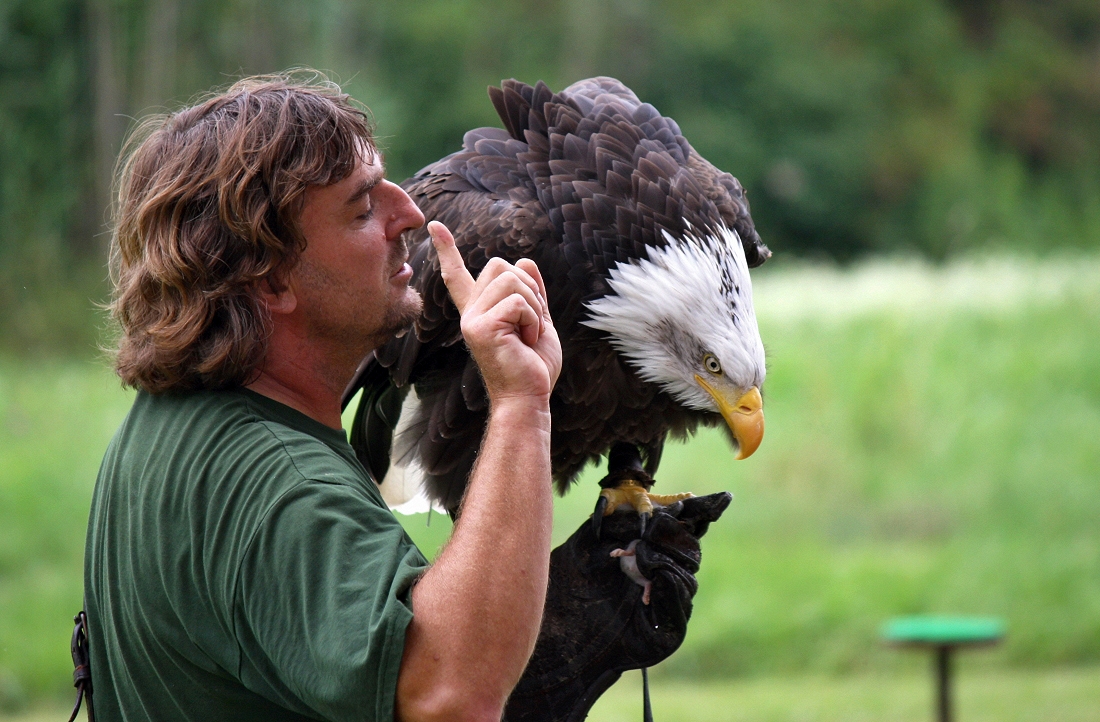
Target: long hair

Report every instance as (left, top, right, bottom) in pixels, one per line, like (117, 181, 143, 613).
(109, 71, 375, 393)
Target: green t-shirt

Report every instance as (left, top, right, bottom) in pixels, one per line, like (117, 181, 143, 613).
(84, 388, 429, 722)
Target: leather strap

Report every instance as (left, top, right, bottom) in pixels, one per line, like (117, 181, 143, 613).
(68, 610, 94, 722)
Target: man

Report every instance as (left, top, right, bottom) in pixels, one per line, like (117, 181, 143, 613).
(86, 71, 725, 722)
(87, 73, 561, 721)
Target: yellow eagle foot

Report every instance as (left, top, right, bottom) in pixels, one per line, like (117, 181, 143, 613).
(591, 477, 694, 537)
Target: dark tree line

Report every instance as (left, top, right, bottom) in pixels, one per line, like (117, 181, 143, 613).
(2, 0, 1099, 351)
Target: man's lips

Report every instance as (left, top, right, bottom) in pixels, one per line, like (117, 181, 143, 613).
(389, 240, 411, 280)
(390, 261, 412, 282)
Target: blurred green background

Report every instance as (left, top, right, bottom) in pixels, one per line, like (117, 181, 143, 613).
(1, 0, 1099, 719)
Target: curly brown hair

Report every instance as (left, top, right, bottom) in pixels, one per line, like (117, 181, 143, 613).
(109, 71, 375, 393)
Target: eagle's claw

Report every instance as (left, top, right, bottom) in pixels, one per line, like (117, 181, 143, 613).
(596, 479, 694, 527)
(591, 495, 609, 539)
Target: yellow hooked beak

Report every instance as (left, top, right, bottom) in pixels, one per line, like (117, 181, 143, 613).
(694, 376, 764, 460)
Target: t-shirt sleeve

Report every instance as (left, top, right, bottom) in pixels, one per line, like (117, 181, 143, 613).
(233, 479, 430, 722)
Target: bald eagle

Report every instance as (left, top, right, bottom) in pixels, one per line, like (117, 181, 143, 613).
(345, 77, 770, 517)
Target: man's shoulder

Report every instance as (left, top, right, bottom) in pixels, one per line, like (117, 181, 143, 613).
(116, 388, 375, 495)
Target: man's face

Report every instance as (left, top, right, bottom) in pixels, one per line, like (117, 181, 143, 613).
(291, 150, 425, 355)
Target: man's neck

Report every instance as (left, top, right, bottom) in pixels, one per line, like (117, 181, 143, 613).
(246, 370, 343, 429)
(247, 330, 370, 430)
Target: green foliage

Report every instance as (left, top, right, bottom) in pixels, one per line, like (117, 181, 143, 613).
(2, 0, 1100, 350)
(0, 0, 90, 254)
(0, 0, 99, 354)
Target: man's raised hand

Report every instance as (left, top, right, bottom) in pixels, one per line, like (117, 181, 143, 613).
(429, 221, 562, 407)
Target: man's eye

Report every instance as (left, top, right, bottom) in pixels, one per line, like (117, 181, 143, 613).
(358, 207, 375, 221)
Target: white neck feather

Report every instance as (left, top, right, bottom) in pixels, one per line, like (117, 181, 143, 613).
(581, 224, 765, 409)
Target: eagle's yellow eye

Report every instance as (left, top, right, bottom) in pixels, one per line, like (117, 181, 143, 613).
(703, 353, 722, 375)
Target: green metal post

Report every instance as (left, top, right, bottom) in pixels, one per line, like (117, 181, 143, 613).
(935, 645, 952, 722)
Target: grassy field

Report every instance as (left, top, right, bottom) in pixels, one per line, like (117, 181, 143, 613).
(1, 254, 1099, 712)
(591, 666, 1100, 722)
(9, 666, 1100, 722)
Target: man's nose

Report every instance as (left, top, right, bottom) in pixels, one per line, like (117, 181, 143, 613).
(385, 182, 425, 237)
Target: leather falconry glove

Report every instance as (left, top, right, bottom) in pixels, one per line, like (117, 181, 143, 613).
(503, 491, 731, 722)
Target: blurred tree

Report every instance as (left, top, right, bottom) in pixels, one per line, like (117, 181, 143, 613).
(0, 0, 95, 351)
(1, 0, 1098, 350)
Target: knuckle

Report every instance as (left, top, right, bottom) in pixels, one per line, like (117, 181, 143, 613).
(493, 274, 525, 297)
(484, 257, 510, 273)
(460, 315, 486, 339)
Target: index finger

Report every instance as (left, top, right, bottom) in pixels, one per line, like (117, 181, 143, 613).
(428, 221, 475, 312)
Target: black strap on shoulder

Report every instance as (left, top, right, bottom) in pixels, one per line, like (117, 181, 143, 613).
(68, 610, 94, 722)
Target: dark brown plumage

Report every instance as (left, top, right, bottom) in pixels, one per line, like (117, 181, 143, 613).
(346, 77, 770, 514)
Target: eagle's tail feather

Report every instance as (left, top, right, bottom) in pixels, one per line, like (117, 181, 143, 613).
(380, 389, 447, 515)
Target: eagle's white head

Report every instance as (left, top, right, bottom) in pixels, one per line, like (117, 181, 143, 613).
(581, 223, 766, 458)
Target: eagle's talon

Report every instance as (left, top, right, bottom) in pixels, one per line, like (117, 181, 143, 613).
(591, 495, 609, 539)
(598, 480, 694, 523)
(639, 511, 650, 537)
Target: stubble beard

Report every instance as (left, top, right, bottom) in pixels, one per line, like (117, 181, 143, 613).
(329, 285, 424, 358)
(295, 254, 423, 359)
(376, 287, 423, 343)
(367, 237, 423, 346)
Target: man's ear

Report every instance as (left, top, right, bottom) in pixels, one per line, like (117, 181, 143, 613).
(258, 272, 297, 316)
